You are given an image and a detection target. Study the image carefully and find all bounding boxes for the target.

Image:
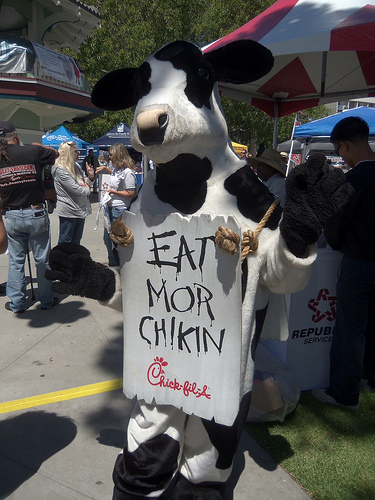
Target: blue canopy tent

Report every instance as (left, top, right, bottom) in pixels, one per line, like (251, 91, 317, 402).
(292, 107, 375, 163)
(42, 125, 92, 149)
(93, 122, 132, 148)
(294, 107, 375, 140)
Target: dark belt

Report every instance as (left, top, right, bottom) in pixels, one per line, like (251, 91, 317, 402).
(2, 203, 45, 212)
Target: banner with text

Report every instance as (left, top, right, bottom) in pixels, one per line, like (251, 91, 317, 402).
(120, 212, 242, 426)
(261, 249, 342, 390)
(32, 43, 83, 88)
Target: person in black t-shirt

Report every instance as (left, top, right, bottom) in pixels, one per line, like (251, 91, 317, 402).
(313, 116, 375, 410)
(83, 149, 99, 194)
(0, 120, 59, 313)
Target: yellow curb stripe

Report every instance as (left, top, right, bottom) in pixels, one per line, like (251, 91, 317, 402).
(0, 378, 123, 415)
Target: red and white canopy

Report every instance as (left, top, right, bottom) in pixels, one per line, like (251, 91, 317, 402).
(205, 0, 375, 118)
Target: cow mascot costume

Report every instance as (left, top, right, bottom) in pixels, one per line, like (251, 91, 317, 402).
(46, 40, 353, 499)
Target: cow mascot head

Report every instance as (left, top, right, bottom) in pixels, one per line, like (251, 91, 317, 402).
(92, 40, 272, 160)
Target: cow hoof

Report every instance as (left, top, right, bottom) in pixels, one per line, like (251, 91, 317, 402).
(167, 473, 224, 500)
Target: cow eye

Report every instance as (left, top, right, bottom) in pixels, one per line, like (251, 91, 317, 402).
(198, 67, 210, 80)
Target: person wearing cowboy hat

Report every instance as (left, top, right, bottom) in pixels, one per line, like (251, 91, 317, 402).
(248, 148, 286, 206)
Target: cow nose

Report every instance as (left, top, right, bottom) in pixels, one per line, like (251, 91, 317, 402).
(136, 109, 169, 145)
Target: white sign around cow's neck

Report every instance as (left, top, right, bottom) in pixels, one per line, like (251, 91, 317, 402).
(120, 211, 242, 426)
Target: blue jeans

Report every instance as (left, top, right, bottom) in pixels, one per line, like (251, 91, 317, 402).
(4, 207, 54, 312)
(103, 206, 126, 266)
(329, 255, 375, 405)
(58, 217, 85, 244)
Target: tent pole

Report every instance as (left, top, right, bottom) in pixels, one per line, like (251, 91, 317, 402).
(301, 139, 308, 163)
(286, 112, 299, 176)
(272, 100, 279, 149)
(320, 51, 327, 97)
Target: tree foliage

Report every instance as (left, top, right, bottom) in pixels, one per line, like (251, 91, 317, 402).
(67, 0, 332, 151)
(68, 0, 274, 143)
(222, 100, 333, 154)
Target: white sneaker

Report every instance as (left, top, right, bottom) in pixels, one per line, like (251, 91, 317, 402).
(312, 388, 359, 411)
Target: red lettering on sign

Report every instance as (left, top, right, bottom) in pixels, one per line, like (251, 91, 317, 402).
(147, 357, 211, 400)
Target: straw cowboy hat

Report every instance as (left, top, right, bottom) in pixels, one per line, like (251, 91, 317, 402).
(248, 148, 286, 176)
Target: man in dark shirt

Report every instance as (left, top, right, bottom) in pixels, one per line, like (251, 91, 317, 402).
(0, 120, 59, 313)
(313, 116, 375, 410)
(83, 149, 99, 194)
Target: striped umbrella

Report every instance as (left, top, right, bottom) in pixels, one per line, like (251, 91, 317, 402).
(205, 0, 375, 143)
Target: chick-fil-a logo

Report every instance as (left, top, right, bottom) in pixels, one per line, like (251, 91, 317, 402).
(147, 357, 211, 399)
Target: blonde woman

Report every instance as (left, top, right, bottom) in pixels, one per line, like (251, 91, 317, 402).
(53, 141, 94, 244)
(96, 142, 136, 266)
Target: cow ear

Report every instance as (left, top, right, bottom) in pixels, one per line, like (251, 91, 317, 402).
(205, 40, 274, 84)
(91, 68, 139, 110)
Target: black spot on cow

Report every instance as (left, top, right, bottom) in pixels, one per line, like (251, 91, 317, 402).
(134, 62, 152, 103)
(112, 433, 180, 497)
(202, 392, 252, 470)
(155, 41, 215, 109)
(225, 167, 282, 228)
(154, 154, 212, 214)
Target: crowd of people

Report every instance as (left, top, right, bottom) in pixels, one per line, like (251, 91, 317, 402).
(0, 120, 138, 310)
(1, 117, 374, 412)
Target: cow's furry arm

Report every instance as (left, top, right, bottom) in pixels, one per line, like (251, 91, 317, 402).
(280, 153, 354, 257)
(258, 232, 317, 295)
(46, 243, 116, 301)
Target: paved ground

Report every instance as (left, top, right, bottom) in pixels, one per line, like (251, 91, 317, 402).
(0, 195, 311, 499)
